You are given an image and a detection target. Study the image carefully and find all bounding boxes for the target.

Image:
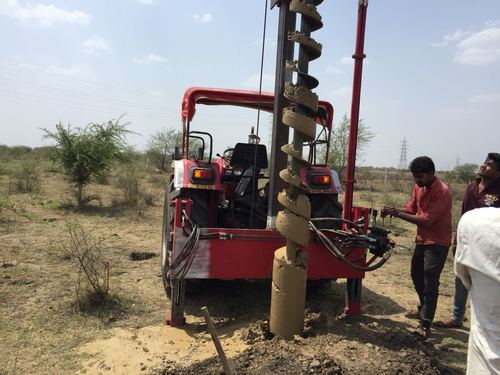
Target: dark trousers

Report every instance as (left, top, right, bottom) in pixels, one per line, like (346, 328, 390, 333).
(411, 244, 449, 328)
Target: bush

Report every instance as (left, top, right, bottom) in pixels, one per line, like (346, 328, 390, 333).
(0, 194, 16, 215)
(142, 189, 156, 206)
(115, 164, 142, 206)
(59, 220, 111, 308)
(147, 174, 167, 189)
(9, 160, 41, 193)
(42, 118, 132, 206)
(453, 163, 478, 183)
(0, 164, 8, 176)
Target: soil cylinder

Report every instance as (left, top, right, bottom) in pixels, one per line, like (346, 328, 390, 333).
(269, 246, 307, 340)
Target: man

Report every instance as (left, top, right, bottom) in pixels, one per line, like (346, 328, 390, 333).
(435, 152, 500, 329)
(454, 207, 500, 374)
(382, 156, 452, 339)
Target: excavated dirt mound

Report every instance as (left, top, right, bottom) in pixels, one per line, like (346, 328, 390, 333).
(148, 280, 460, 375)
(157, 314, 453, 375)
(74, 272, 467, 375)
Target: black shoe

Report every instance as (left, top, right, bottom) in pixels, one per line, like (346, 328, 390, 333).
(434, 319, 463, 328)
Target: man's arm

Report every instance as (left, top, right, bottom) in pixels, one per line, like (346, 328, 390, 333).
(383, 208, 422, 225)
(381, 186, 418, 220)
(383, 189, 452, 227)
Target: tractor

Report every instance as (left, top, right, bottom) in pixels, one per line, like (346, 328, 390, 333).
(161, 0, 393, 328)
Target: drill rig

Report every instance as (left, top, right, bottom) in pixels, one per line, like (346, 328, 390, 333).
(161, 0, 393, 332)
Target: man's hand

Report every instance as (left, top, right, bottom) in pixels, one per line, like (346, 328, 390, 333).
(381, 206, 399, 218)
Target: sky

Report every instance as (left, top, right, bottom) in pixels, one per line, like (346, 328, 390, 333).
(0, 0, 499, 170)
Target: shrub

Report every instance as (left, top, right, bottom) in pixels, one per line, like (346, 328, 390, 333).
(0, 194, 16, 215)
(42, 118, 132, 206)
(59, 220, 111, 307)
(9, 160, 41, 193)
(115, 164, 142, 206)
(147, 174, 167, 189)
(142, 189, 156, 206)
(453, 163, 479, 183)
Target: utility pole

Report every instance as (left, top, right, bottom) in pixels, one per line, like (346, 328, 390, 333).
(398, 137, 408, 169)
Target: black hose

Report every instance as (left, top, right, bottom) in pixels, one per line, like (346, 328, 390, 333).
(309, 220, 393, 272)
(169, 210, 201, 281)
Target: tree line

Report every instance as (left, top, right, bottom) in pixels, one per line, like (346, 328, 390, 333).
(1, 114, 479, 208)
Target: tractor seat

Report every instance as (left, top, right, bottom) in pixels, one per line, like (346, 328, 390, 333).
(229, 143, 268, 170)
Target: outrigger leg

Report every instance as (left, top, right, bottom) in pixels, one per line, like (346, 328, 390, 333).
(165, 279, 186, 326)
(345, 277, 362, 315)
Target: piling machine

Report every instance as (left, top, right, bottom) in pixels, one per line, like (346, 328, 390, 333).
(161, 0, 394, 333)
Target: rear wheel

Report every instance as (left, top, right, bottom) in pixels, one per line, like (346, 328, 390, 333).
(161, 175, 187, 326)
(309, 193, 343, 229)
(161, 175, 175, 297)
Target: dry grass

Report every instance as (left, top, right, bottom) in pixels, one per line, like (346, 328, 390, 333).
(0, 165, 167, 374)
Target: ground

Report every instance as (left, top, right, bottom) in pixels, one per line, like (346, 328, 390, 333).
(0, 168, 469, 374)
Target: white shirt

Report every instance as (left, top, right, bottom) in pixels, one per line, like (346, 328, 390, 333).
(455, 207, 500, 374)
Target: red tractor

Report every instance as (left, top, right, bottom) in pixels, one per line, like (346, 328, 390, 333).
(161, 87, 393, 326)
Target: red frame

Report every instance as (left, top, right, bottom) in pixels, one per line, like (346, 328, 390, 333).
(180, 87, 333, 161)
(170, 199, 367, 281)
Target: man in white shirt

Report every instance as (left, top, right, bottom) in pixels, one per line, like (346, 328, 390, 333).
(454, 207, 500, 374)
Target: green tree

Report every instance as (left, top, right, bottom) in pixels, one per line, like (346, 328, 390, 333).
(145, 127, 183, 171)
(327, 113, 375, 180)
(42, 119, 131, 206)
(454, 163, 478, 183)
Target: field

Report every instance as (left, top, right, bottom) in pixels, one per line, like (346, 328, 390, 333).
(0, 157, 470, 374)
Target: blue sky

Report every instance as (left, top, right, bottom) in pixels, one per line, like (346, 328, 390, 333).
(0, 0, 499, 170)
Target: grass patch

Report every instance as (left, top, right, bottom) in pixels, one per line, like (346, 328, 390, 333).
(74, 291, 129, 322)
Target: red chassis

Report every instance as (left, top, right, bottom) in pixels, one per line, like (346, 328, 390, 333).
(170, 198, 367, 280)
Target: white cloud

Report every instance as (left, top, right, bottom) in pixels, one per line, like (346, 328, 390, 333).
(82, 36, 109, 54)
(241, 74, 274, 92)
(0, 0, 91, 27)
(193, 13, 213, 23)
(469, 93, 500, 104)
(133, 54, 167, 64)
(432, 29, 469, 47)
(137, 0, 152, 4)
(454, 27, 500, 65)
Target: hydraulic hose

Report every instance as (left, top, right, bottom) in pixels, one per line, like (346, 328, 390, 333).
(309, 220, 394, 272)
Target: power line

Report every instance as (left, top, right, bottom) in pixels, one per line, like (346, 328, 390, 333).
(0, 75, 174, 116)
(0, 60, 155, 98)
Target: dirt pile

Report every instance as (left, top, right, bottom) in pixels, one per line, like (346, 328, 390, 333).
(157, 313, 454, 375)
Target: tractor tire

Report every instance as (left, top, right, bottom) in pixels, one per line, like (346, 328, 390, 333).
(309, 193, 343, 229)
(161, 175, 177, 298)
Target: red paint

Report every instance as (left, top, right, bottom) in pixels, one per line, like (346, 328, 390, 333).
(345, 301, 362, 315)
(205, 231, 365, 279)
(344, 1, 368, 222)
(169, 201, 370, 281)
(171, 225, 365, 280)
